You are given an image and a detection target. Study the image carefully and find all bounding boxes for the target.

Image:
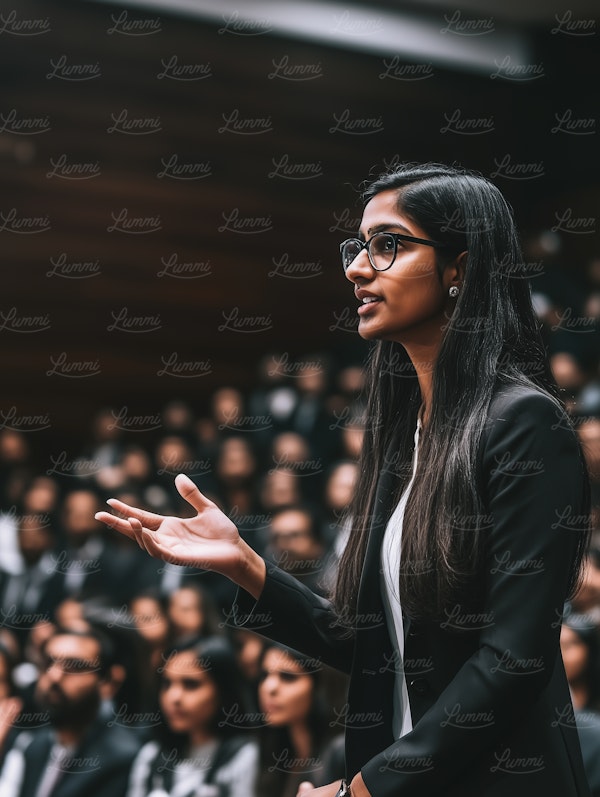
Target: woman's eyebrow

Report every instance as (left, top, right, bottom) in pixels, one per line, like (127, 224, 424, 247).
(358, 222, 414, 240)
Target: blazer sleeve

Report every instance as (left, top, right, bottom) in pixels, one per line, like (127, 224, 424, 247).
(360, 390, 589, 796)
(231, 561, 355, 673)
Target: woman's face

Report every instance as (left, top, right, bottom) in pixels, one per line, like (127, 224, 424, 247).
(168, 589, 204, 639)
(560, 624, 589, 683)
(160, 651, 219, 735)
(345, 189, 454, 345)
(129, 596, 169, 647)
(258, 648, 314, 727)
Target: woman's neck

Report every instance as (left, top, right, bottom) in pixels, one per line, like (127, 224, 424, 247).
(569, 679, 590, 711)
(188, 727, 216, 749)
(289, 721, 312, 762)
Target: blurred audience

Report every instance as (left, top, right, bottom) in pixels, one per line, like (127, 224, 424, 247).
(0, 341, 598, 794)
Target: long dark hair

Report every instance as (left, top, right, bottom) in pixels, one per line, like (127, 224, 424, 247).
(257, 642, 330, 797)
(334, 162, 590, 622)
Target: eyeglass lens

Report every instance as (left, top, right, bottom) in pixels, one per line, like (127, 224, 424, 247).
(341, 232, 397, 271)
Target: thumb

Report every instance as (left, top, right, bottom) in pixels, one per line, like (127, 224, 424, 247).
(174, 473, 214, 513)
(296, 782, 314, 795)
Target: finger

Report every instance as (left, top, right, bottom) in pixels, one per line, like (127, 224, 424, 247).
(175, 474, 215, 513)
(296, 783, 314, 796)
(127, 518, 154, 555)
(105, 498, 163, 531)
(137, 525, 181, 565)
(128, 518, 175, 563)
(95, 511, 137, 540)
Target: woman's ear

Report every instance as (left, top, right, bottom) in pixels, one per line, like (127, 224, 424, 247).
(445, 250, 467, 289)
(455, 250, 468, 283)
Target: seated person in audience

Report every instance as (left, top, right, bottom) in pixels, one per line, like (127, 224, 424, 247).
(0, 626, 141, 797)
(270, 432, 323, 503)
(0, 641, 22, 767)
(256, 642, 333, 797)
(167, 585, 222, 643)
(570, 546, 600, 626)
(127, 636, 258, 797)
(561, 614, 600, 796)
(0, 515, 65, 654)
(129, 592, 170, 673)
(258, 467, 302, 514)
(265, 506, 326, 596)
(60, 489, 139, 605)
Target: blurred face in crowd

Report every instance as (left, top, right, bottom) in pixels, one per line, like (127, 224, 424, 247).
(163, 400, 193, 432)
(37, 634, 104, 728)
(269, 509, 321, 566)
(550, 352, 586, 394)
(168, 588, 205, 640)
(341, 420, 364, 460)
(233, 630, 265, 682)
(325, 462, 358, 512)
(260, 468, 300, 510)
(212, 387, 243, 427)
(160, 651, 219, 737)
(121, 447, 152, 482)
(571, 556, 600, 613)
(18, 516, 54, 565)
(54, 599, 88, 631)
(560, 624, 589, 684)
(337, 365, 364, 397)
(155, 436, 194, 476)
(296, 363, 326, 396)
(217, 437, 255, 483)
(258, 647, 314, 728)
(93, 408, 122, 442)
(62, 490, 101, 541)
(129, 595, 169, 648)
(0, 430, 29, 464)
(22, 476, 60, 515)
(578, 419, 600, 481)
(271, 433, 310, 468)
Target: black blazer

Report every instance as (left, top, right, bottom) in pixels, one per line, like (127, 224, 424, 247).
(234, 383, 591, 796)
(3, 718, 141, 797)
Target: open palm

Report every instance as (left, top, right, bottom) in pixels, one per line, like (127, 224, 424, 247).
(95, 474, 242, 576)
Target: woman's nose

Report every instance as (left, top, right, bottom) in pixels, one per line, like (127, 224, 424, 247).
(344, 248, 373, 284)
(263, 674, 278, 694)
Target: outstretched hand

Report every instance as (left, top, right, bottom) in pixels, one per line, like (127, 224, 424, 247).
(95, 474, 244, 577)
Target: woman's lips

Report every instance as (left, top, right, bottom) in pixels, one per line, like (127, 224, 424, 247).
(357, 297, 383, 315)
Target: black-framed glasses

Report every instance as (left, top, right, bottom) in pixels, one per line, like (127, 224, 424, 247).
(340, 231, 442, 272)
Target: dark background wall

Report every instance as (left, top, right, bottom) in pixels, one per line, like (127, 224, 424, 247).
(1, 0, 598, 460)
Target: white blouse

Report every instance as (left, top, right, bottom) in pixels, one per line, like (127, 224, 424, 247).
(380, 416, 422, 740)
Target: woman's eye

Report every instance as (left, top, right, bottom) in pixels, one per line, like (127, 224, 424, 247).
(182, 678, 202, 690)
(373, 235, 395, 254)
(279, 671, 301, 683)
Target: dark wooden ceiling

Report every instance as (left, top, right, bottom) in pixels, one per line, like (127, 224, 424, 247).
(1, 0, 598, 458)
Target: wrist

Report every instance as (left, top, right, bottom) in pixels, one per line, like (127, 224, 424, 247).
(335, 780, 351, 797)
(349, 772, 370, 797)
(235, 539, 266, 599)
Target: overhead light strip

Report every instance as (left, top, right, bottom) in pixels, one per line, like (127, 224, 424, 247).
(86, 0, 530, 74)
